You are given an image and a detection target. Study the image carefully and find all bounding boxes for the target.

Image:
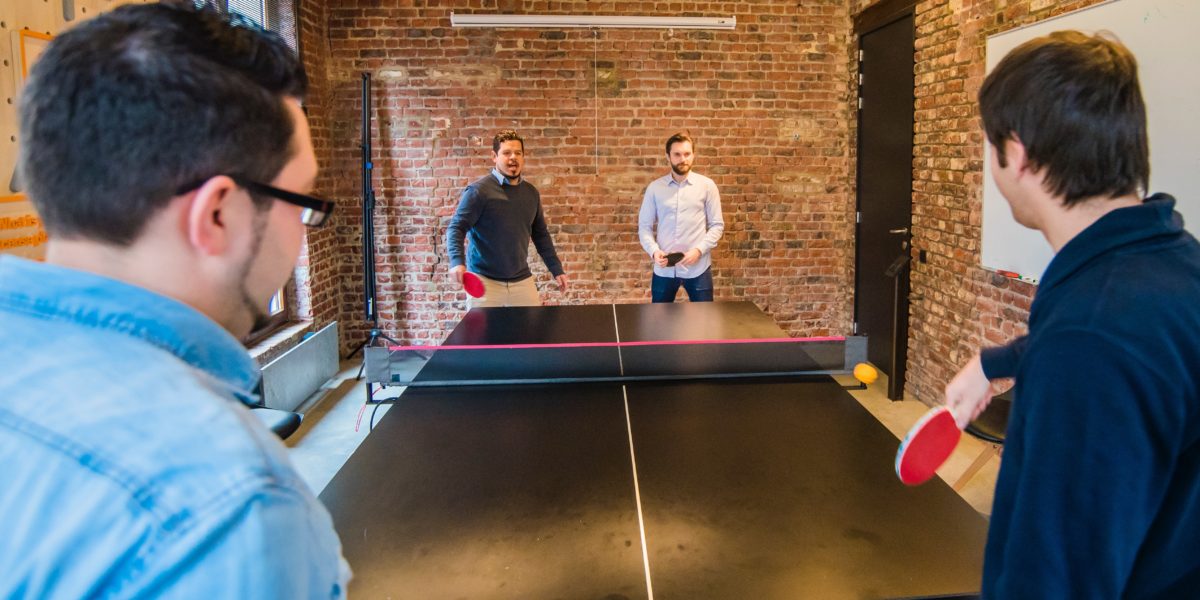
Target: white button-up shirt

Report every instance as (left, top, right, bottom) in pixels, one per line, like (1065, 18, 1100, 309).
(638, 171, 725, 279)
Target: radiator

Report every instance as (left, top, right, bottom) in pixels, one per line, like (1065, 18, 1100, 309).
(260, 321, 339, 412)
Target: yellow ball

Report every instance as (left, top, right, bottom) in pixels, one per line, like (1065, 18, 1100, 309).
(853, 363, 878, 385)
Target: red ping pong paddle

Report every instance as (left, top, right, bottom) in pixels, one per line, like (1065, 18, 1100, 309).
(462, 271, 485, 298)
(895, 406, 961, 485)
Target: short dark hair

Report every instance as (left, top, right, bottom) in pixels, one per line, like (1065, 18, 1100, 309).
(18, 2, 308, 245)
(979, 30, 1148, 206)
(492, 130, 524, 153)
(665, 132, 693, 155)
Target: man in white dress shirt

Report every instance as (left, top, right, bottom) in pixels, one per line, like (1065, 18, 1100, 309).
(638, 132, 725, 302)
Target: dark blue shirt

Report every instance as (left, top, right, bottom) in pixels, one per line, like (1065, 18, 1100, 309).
(981, 194, 1200, 598)
(446, 170, 564, 282)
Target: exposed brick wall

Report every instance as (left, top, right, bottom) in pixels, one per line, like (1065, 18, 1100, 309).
(311, 0, 857, 351)
(296, 0, 345, 332)
(296, 0, 1108, 393)
(852, 0, 1106, 404)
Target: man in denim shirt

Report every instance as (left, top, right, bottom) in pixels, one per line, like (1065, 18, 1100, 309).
(0, 4, 348, 597)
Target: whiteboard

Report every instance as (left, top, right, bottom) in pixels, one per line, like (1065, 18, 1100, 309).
(981, 0, 1200, 284)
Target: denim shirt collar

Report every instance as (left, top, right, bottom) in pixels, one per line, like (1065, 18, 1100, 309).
(0, 256, 260, 403)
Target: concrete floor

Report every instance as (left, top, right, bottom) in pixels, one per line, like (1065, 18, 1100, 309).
(287, 360, 999, 517)
(283, 364, 393, 495)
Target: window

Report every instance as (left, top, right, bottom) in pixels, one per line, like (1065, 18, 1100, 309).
(243, 286, 291, 347)
(226, 0, 264, 26)
(224, 0, 299, 53)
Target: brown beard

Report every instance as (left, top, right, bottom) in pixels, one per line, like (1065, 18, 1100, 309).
(237, 209, 272, 335)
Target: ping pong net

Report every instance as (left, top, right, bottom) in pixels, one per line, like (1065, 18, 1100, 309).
(362, 336, 866, 394)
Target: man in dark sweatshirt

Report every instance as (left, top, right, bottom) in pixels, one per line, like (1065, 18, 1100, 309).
(447, 130, 569, 307)
(943, 32, 1200, 597)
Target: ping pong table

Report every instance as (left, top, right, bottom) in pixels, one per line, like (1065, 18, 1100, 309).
(320, 302, 988, 599)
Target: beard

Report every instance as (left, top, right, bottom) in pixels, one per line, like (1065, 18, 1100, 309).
(236, 211, 273, 336)
(242, 289, 272, 333)
(671, 162, 691, 176)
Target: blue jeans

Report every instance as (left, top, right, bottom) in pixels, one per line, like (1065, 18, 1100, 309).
(652, 267, 714, 302)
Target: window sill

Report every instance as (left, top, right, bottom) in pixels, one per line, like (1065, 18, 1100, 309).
(248, 320, 316, 366)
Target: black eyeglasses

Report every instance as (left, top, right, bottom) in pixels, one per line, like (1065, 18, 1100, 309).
(177, 176, 335, 227)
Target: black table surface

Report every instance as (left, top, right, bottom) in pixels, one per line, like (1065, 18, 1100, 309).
(319, 302, 987, 599)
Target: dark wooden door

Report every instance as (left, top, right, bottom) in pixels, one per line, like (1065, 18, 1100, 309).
(854, 13, 915, 399)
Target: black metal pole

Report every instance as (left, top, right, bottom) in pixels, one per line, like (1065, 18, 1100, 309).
(361, 72, 377, 323)
(346, 72, 398, 367)
(888, 255, 911, 400)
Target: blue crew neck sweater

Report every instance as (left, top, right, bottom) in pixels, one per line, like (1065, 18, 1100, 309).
(446, 174, 564, 282)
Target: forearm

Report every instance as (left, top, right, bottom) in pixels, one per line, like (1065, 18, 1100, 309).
(446, 189, 482, 268)
(637, 195, 661, 255)
(980, 335, 1027, 379)
(698, 191, 724, 254)
(446, 225, 467, 267)
(698, 223, 724, 254)
(532, 238, 564, 276)
(639, 228, 661, 256)
(530, 209, 564, 277)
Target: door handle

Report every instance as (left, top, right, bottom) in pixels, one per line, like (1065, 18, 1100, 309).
(889, 228, 909, 234)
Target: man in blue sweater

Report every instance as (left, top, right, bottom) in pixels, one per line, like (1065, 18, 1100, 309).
(447, 130, 569, 307)
(943, 32, 1200, 597)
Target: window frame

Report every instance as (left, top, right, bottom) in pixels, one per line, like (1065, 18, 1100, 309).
(243, 286, 291, 347)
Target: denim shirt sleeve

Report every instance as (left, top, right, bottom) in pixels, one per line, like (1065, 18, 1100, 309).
(0, 256, 350, 599)
(128, 485, 350, 598)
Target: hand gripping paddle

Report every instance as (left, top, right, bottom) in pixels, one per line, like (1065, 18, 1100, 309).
(895, 406, 961, 486)
(462, 272, 485, 298)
